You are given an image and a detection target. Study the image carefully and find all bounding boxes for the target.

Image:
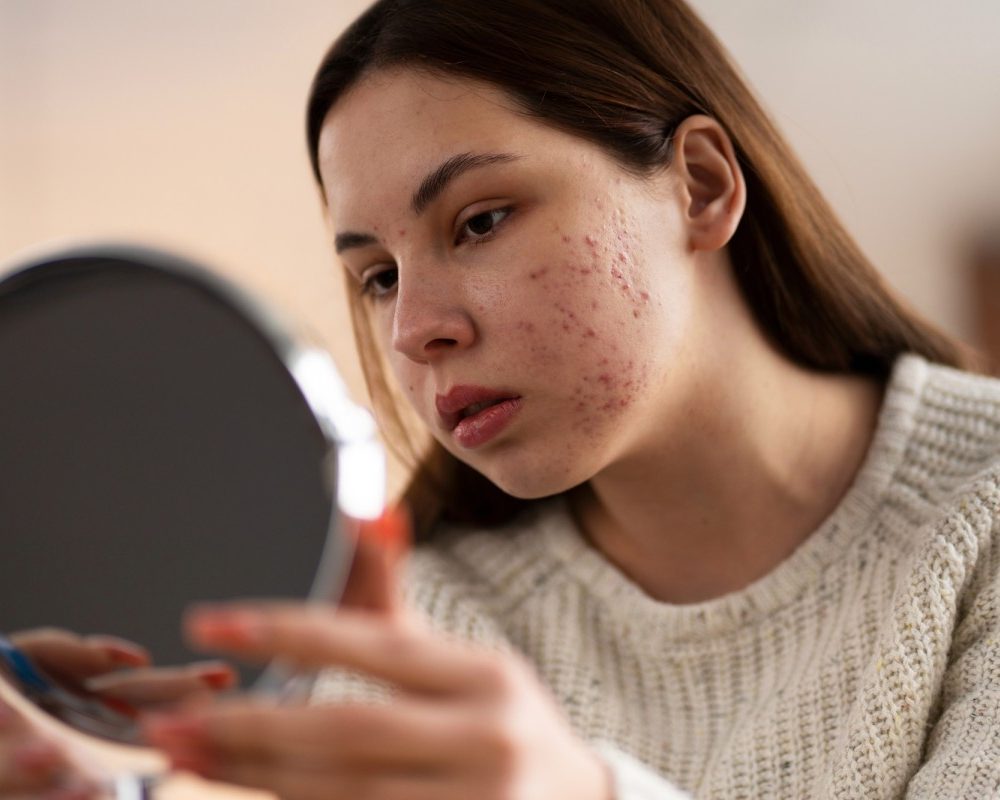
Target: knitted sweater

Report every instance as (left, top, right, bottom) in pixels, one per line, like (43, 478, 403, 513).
(314, 354, 1000, 798)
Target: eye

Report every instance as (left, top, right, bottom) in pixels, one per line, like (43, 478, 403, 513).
(361, 266, 398, 298)
(456, 207, 511, 245)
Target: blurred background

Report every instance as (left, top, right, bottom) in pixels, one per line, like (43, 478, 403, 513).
(2, 0, 999, 490)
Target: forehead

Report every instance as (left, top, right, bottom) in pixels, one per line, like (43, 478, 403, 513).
(316, 70, 558, 219)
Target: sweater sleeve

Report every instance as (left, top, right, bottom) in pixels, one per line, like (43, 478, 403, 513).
(905, 508, 1000, 797)
(593, 742, 692, 800)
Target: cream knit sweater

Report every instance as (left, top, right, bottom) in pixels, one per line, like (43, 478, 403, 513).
(314, 354, 1000, 798)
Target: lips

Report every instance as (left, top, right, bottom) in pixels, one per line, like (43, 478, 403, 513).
(436, 385, 523, 448)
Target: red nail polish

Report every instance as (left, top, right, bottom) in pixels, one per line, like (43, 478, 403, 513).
(368, 505, 411, 553)
(102, 644, 149, 667)
(200, 669, 236, 690)
(188, 614, 263, 648)
(101, 696, 139, 718)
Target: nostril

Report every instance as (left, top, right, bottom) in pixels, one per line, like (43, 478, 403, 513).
(425, 338, 457, 351)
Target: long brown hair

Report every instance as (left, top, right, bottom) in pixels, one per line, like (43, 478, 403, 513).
(306, 0, 979, 540)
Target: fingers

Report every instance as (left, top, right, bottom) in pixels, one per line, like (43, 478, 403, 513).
(185, 603, 493, 696)
(9, 630, 150, 690)
(339, 507, 411, 616)
(146, 699, 482, 772)
(85, 661, 237, 706)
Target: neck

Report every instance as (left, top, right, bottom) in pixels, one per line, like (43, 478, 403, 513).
(568, 304, 884, 605)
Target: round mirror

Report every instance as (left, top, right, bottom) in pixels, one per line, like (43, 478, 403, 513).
(0, 243, 384, 761)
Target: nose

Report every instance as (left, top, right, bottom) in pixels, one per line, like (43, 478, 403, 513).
(391, 271, 476, 364)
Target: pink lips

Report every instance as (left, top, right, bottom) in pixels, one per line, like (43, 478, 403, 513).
(436, 385, 523, 449)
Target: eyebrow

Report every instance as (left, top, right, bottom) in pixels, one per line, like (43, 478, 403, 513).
(334, 150, 520, 254)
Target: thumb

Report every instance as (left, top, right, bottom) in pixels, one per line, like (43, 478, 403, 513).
(338, 506, 411, 616)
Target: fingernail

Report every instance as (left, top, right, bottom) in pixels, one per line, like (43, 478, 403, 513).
(102, 644, 149, 667)
(199, 667, 236, 690)
(101, 696, 139, 718)
(368, 505, 411, 553)
(13, 740, 62, 772)
(187, 611, 264, 648)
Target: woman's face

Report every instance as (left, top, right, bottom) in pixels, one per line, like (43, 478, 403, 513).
(318, 70, 699, 498)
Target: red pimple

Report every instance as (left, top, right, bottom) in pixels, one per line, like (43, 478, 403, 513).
(639, 291, 650, 302)
(598, 373, 612, 385)
(562, 235, 571, 244)
(584, 328, 596, 337)
(398, 229, 406, 237)
(584, 235, 598, 247)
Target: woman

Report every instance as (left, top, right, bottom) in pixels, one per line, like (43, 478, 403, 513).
(8, 0, 1000, 797)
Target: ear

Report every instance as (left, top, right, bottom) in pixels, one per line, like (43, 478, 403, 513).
(670, 115, 746, 252)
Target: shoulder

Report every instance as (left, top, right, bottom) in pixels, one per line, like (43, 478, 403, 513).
(879, 356, 1000, 610)
(887, 355, 1000, 512)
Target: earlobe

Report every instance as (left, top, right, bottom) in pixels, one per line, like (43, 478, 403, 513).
(672, 115, 746, 252)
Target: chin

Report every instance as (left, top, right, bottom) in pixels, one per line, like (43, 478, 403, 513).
(476, 456, 590, 501)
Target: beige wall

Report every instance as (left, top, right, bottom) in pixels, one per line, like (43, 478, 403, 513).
(0, 0, 371, 400)
(2, 0, 999, 445)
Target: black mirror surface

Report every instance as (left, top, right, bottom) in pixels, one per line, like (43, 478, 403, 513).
(0, 245, 373, 745)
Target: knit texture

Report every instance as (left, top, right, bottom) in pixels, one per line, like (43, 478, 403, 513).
(313, 354, 1000, 798)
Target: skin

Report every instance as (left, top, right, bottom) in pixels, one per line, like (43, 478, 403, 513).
(141, 68, 882, 800)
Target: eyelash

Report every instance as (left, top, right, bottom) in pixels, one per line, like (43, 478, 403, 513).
(359, 206, 513, 299)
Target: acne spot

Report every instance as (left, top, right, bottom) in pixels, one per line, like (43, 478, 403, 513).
(398, 229, 407, 237)
(562, 235, 571, 244)
(639, 291, 650, 302)
(528, 267, 550, 280)
(584, 328, 596, 338)
(584, 235, 598, 248)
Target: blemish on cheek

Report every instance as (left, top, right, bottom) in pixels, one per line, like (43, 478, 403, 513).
(584, 235, 598, 248)
(562, 235, 571, 244)
(528, 267, 550, 280)
(584, 328, 596, 338)
(639, 291, 650, 302)
(515, 321, 536, 333)
(398, 229, 406, 237)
